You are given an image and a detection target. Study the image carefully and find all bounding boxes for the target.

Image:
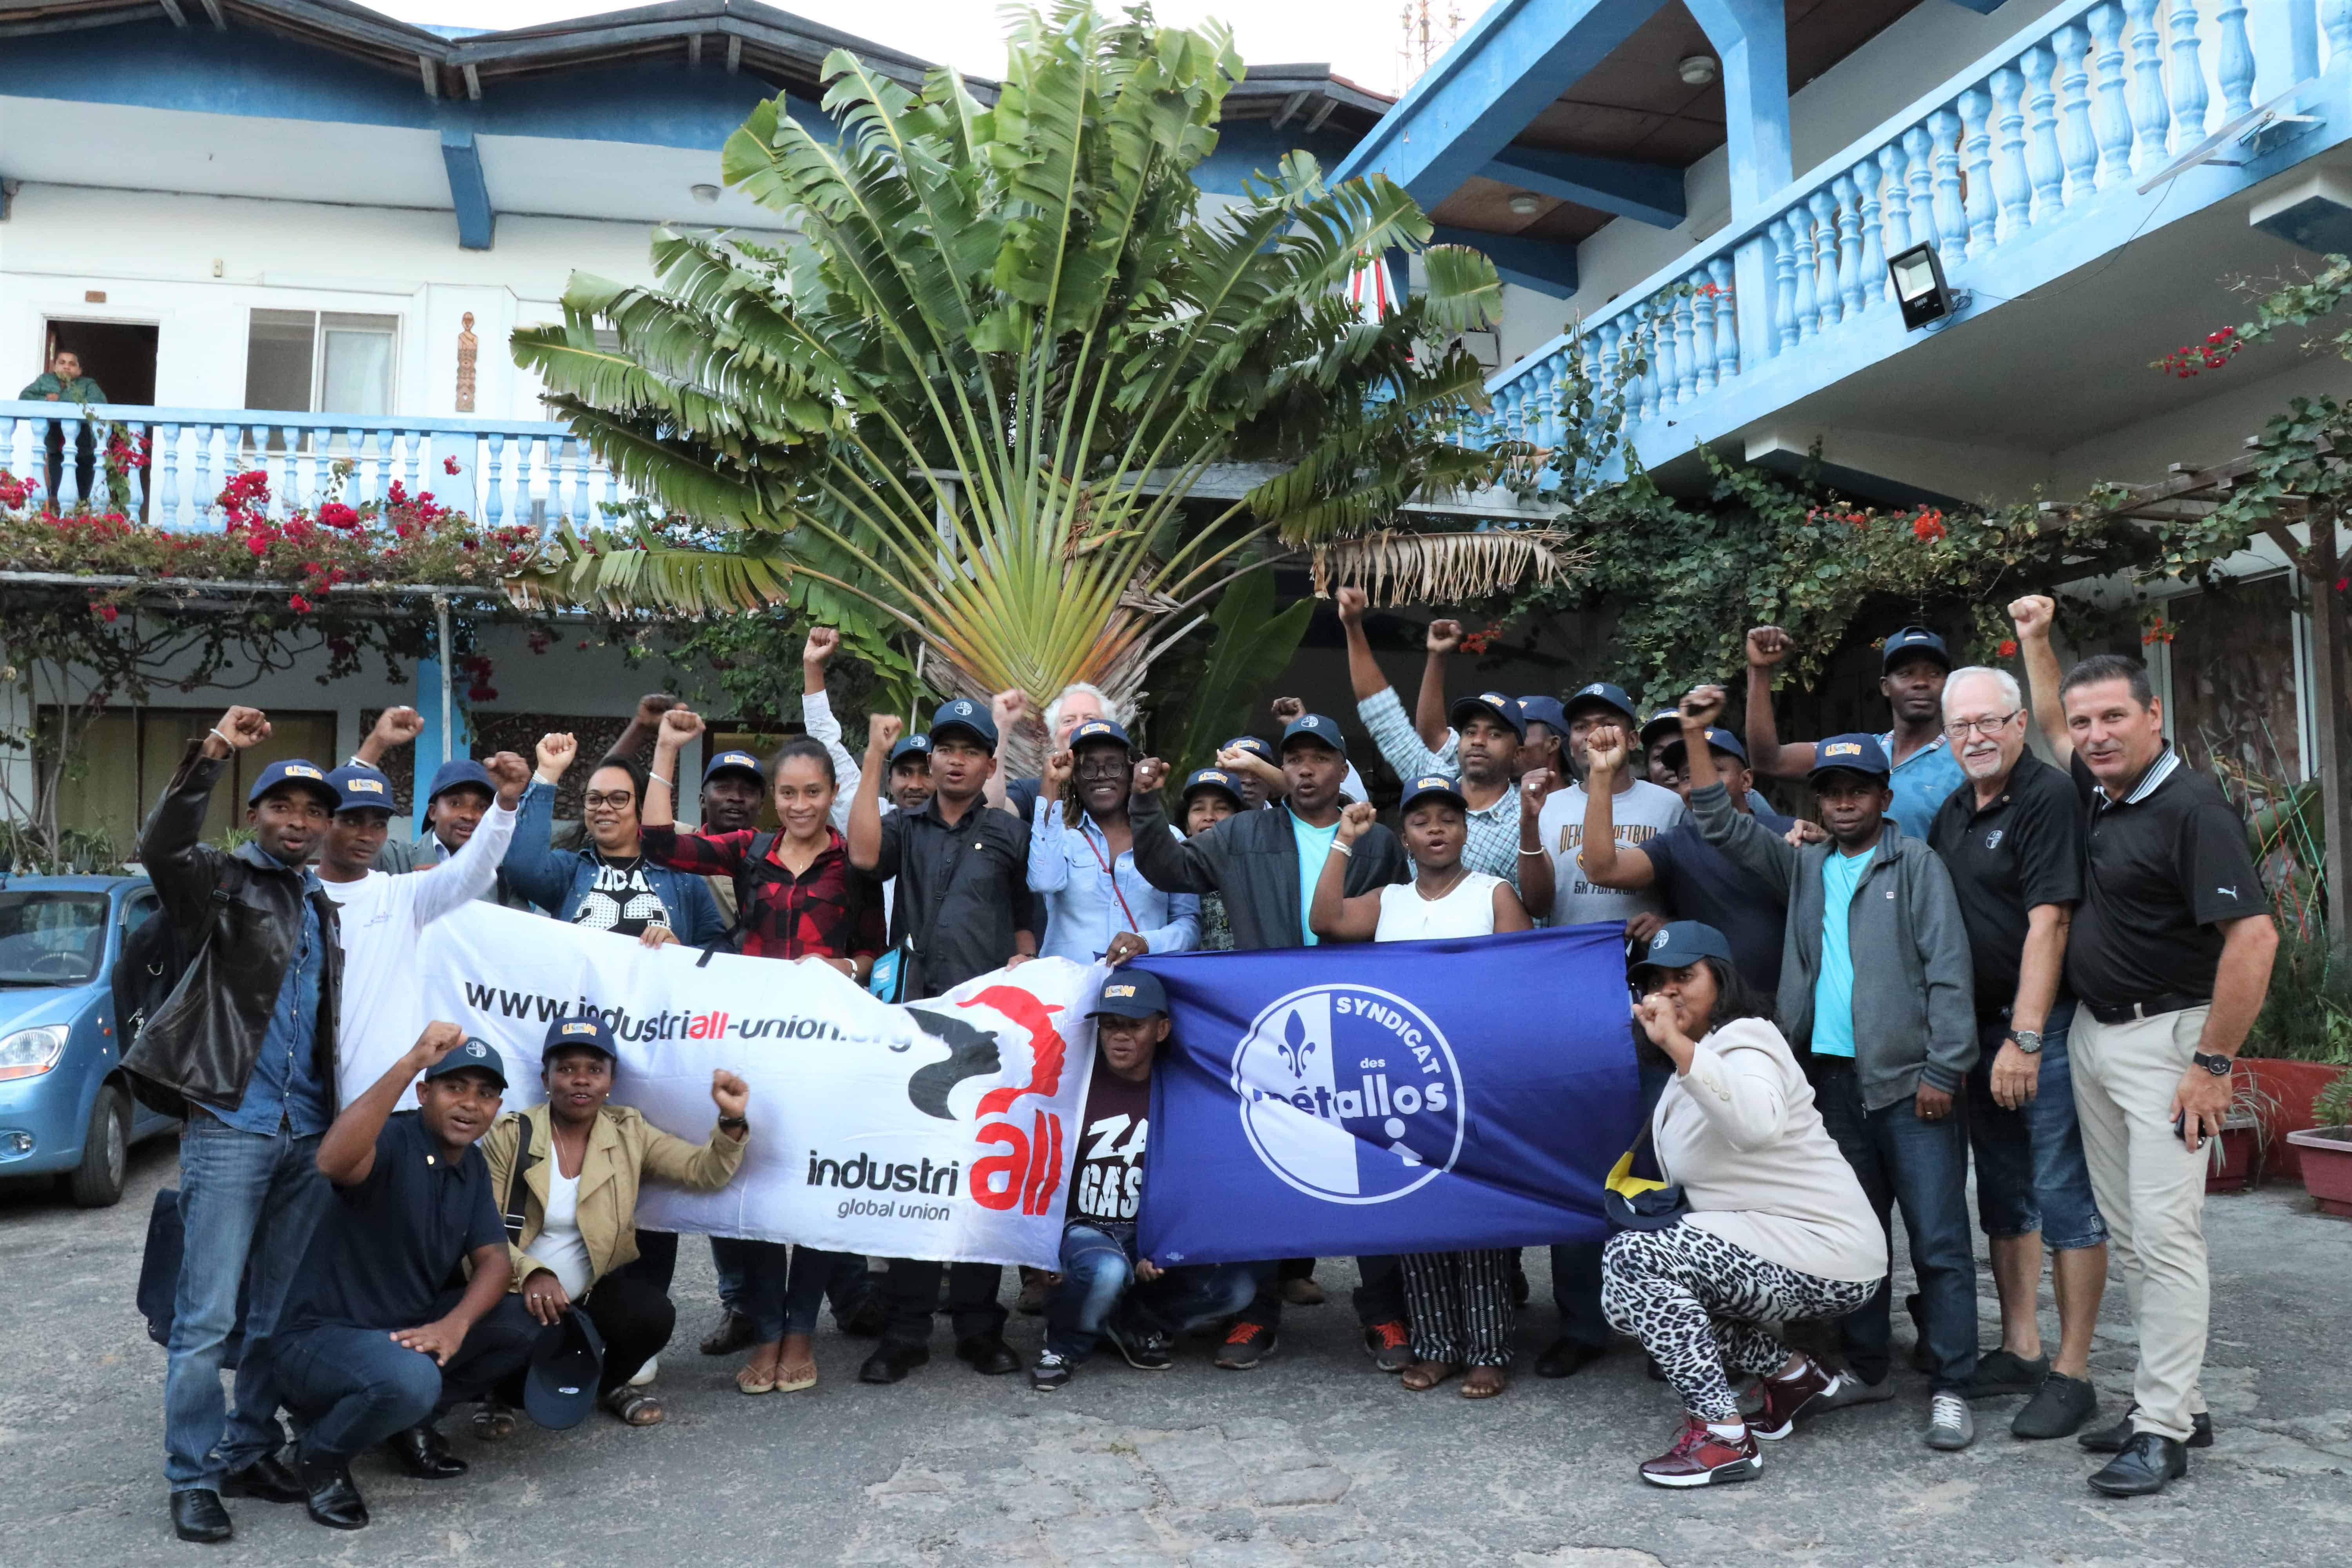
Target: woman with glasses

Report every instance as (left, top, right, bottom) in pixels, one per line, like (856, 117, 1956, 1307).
(1027, 718, 1200, 966)
(503, 733, 726, 949)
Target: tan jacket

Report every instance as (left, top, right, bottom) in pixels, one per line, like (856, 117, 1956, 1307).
(481, 1101, 746, 1291)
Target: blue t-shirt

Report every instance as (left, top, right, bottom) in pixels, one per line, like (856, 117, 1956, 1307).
(1881, 731, 1965, 840)
(1811, 847, 1871, 1058)
(1289, 811, 1341, 947)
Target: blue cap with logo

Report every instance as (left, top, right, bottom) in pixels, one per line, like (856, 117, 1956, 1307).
(423, 1036, 508, 1090)
(1181, 767, 1243, 807)
(1631, 920, 1738, 977)
(424, 757, 496, 806)
(1279, 713, 1347, 757)
(1661, 726, 1748, 766)
(1449, 691, 1526, 740)
(324, 763, 396, 815)
(1068, 718, 1133, 753)
(1222, 734, 1274, 763)
(523, 1305, 606, 1431)
(1398, 773, 1468, 815)
(247, 758, 336, 807)
(1517, 695, 1569, 735)
(887, 733, 932, 766)
(1638, 706, 1684, 746)
(1087, 970, 1169, 1020)
(1808, 732, 1892, 780)
(543, 1014, 616, 1061)
(1564, 680, 1640, 727)
(929, 698, 998, 751)
(702, 749, 764, 786)
(1881, 624, 1952, 673)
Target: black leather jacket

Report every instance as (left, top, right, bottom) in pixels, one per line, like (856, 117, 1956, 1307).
(123, 741, 342, 1118)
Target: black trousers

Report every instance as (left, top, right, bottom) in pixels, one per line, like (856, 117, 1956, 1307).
(581, 1271, 675, 1395)
(879, 1259, 1007, 1346)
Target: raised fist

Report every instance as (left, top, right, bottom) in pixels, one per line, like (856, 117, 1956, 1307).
(1678, 684, 1726, 730)
(1270, 696, 1305, 725)
(991, 689, 1030, 728)
(535, 732, 579, 780)
(484, 751, 530, 804)
(1043, 749, 1075, 791)
(659, 707, 705, 744)
(632, 693, 682, 728)
(1584, 722, 1629, 775)
(2008, 594, 2054, 641)
(213, 706, 270, 751)
(867, 712, 904, 754)
(1426, 618, 1464, 655)
(406, 1020, 467, 1074)
(710, 1069, 750, 1120)
(370, 706, 425, 748)
(1336, 799, 1377, 843)
(802, 626, 840, 666)
(1519, 767, 1555, 816)
(1746, 626, 1792, 669)
(1132, 757, 1169, 794)
(1334, 586, 1368, 625)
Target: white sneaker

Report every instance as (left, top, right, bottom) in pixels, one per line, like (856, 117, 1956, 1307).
(629, 1354, 659, 1388)
(1926, 1391, 1975, 1450)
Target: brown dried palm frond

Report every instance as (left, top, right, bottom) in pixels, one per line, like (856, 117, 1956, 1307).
(1309, 526, 1590, 606)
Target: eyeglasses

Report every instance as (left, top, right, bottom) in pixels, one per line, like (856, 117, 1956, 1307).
(1944, 711, 2022, 739)
(584, 790, 636, 809)
(1074, 758, 1131, 780)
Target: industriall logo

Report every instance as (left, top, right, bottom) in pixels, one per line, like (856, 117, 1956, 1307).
(1230, 984, 1465, 1204)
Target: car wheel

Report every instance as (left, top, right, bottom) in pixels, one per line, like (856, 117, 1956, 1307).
(67, 1082, 129, 1209)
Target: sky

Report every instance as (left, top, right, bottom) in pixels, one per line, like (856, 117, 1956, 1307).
(365, 0, 1494, 98)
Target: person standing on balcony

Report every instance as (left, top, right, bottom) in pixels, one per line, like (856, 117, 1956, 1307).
(2010, 596, 2278, 1498)
(1745, 624, 1965, 837)
(21, 347, 105, 504)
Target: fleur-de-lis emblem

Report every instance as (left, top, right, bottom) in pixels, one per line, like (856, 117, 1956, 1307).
(1278, 1009, 1314, 1079)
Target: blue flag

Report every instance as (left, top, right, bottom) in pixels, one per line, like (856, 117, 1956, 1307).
(1135, 925, 1641, 1264)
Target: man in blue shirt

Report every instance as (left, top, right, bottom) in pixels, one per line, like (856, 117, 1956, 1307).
(1744, 623, 1967, 837)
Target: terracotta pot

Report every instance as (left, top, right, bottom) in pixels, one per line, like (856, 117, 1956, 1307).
(2286, 1126, 2352, 1218)
(2204, 1123, 2258, 1194)
(2238, 1058, 2347, 1181)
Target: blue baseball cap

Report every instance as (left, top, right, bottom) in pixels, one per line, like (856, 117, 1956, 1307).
(1221, 735, 1274, 763)
(424, 757, 495, 806)
(1638, 706, 1684, 746)
(1398, 773, 1468, 815)
(702, 749, 764, 787)
(887, 733, 932, 767)
(1631, 920, 1738, 977)
(1449, 691, 1526, 740)
(1278, 713, 1347, 757)
(1661, 726, 1748, 767)
(1181, 767, 1243, 808)
(1809, 732, 1892, 781)
(1516, 695, 1569, 735)
(929, 698, 997, 751)
(1068, 718, 1134, 753)
(524, 1305, 606, 1431)
(422, 1036, 508, 1090)
(543, 1014, 616, 1062)
(324, 763, 396, 816)
(1088, 970, 1168, 1020)
(246, 758, 335, 808)
(1881, 625, 1952, 673)
(1563, 681, 1640, 727)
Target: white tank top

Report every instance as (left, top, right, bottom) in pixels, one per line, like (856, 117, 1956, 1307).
(534, 1166, 595, 1298)
(1373, 871, 1502, 942)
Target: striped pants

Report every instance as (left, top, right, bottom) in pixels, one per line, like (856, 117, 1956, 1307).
(1399, 1249, 1515, 1367)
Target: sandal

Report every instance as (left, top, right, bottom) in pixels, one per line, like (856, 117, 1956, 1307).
(1399, 1361, 1458, 1392)
(775, 1361, 818, 1394)
(471, 1400, 517, 1442)
(736, 1359, 779, 1396)
(606, 1387, 665, 1426)
(1462, 1367, 1508, 1399)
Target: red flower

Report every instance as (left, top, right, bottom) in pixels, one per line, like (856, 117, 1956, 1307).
(2337, 577, 2348, 594)
(443, 455, 463, 475)
(288, 593, 313, 614)
(1998, 638, 2018, 658)
(94, 603, 119, 624)
(317, 502, 360, 530)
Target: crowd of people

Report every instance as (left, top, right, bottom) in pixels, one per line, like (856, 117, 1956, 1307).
(121, 595, 2276, 1542)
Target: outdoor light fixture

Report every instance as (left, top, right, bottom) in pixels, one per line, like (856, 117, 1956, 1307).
(1678, 54, 1718, 86)
(690, 183, 721, 205)
(1887, 241, 1964, 330)
(1508, 192, 1541, 216)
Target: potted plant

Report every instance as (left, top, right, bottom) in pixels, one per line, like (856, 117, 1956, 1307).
(2234, 918, 2352, 1183)
(2285, 1070, 2352, 1218)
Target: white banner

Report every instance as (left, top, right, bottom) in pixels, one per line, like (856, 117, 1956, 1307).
(407, 902, 1099, 1269)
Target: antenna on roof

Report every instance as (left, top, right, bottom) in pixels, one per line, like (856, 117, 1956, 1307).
(1396, 0, 1463, 94)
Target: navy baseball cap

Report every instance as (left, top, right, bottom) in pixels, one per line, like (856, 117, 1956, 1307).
(1809, 732, 1892, 781)
(1398, 773, 1468, 815)
(247, 758, 335, 808)
(1181, 767, 1243, 808)
(543, 1014, 616, 1062)
(1563, 681, 1639, 727)
(1517, 695, 1569, 735)
(887, 733, 932, 766)
(929, 698, 997, 751)
(1278, 713, 1347, 757)
(524, 1307, 606, 1431)
(702, 749, 764, 787)
(324, 763, 395, 816)
(1449, 691, 1526, 739)
(1638, 707, 1684, 747)
(423, 1037, 508, 1090)
(1088, 971, 1168, 1020)
(1881, 625, 1952, 673)
(1660, 726, 1749, 767)
(1631, 920, 1738, 977)
(424, 757, 495, 805)
(1068, 718, 1133, 753)
(1222, 735, 1274, 763)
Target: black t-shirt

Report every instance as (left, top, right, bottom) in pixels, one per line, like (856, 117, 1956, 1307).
(1642, 810, 1795, 993)
(1067, 1066, 1151, 1225)
(1928, 753, 2083, 1014)
(574, 853, 672, 939)
(282, 1111, 505, 1333)
(2065, 750, 2268, 1010)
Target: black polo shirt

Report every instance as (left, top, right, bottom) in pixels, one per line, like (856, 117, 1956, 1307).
(874, 793, 1037, 998)
(282, 1110, 504, 1333)
(2065, 748, 2268, 1011)
(1928, 752, 2083, 1014)
(1641, 810, 1795, 993)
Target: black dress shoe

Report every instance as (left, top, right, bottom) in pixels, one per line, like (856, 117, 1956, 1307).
(858, 1343, 931, 1384)
(699, 1307, 757, 1356)
(298, 1456, 369, 1531)
(1534, 1337, 1605, 1379)
(2087, 1430, 2188, 1497)
(2080, 1404, 2214, 1452)
(171, 1488, 233, 1544)
(383, 1421, 468, 1480)
(221, 1451, 306, 1504)
(956, 1332, 1022, 1375)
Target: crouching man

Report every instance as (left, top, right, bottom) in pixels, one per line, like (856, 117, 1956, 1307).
(264, 1025, 539, 1530)
(1031, 972, 1263, 1390)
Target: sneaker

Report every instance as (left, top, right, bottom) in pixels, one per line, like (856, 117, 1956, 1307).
(1809, 1370, 1896, 1413)
(629, 1355, 659, 1388)
(1030, 1349, 1074, 1391)
(1964, 1348, 2050, 1400)
(1214, 1321, 1279, 1370)
(1362, 1319, 1413, 1373)
(1750, 1357, 1837, 1441)
(1105, 1320, 1173, 1371)
(2012, 1370, 2099, 1440)
(1638, 1417, 1762, 1488)
(1279, 1276, 1327, 1307)
(1926, 1392, 1976, 1450)
(2080, 1404, 2214, 1452)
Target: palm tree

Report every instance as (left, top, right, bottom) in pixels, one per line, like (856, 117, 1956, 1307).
(509, 3, 1553, 741)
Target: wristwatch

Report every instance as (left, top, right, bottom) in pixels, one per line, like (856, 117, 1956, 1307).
(2008, 1029, 2043, 1055)
(2191, 1050, 2234, 1078)
(717, 1115, 750, 1134)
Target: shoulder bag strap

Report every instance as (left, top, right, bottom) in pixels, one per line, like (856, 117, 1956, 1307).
(503, 1114, 534, 1247)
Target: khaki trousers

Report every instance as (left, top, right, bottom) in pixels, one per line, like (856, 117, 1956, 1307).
(2070, 1004, 2212, 1443)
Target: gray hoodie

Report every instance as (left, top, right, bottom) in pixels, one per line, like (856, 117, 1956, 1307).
(1688, 781, 1976, 1112)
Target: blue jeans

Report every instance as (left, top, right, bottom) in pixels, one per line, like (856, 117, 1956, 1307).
(272, 1296, 539, 1463)
(725, 1240, 859, 1341)
(1965, 1003, 2109, 1253)
(164, 1115, 332, 1491)
(1813, 1061, 1978, 1393)
(1045, 1223, 1262, 1359)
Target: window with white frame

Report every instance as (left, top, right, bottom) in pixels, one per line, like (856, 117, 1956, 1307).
(243, 309, 400, 416)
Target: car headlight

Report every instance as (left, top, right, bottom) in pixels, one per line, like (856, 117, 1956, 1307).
(0, 1025, 71, 1082)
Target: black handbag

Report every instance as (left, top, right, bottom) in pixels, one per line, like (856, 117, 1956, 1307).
(138, 1186, 252, 1365)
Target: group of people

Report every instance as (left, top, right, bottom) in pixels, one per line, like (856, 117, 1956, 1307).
(126, 594, 2272, 1542)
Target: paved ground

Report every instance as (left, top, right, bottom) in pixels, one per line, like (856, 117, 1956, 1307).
(4, 1140, 2349, 1566)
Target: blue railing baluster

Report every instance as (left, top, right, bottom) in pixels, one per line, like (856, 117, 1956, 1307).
(2126, 0, 2173, 175)
(2167, 1, 2209, 153)
(2055, 23, 2100, 204)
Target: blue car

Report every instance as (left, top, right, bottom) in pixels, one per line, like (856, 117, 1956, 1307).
(0, 875, 180, 1206)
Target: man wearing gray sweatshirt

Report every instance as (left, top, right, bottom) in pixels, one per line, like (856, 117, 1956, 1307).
(1677, 685, 1980, 1452)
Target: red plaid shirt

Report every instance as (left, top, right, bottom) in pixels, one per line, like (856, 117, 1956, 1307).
(640, 824, 885, 961)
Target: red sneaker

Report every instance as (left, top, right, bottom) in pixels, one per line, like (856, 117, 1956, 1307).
(1214, 1321, 1279, 1370)
(1638, 1417, 1763, 1488)
(1363, 1319, 1413, 1373)
(1751, 1356, 1837, 1441)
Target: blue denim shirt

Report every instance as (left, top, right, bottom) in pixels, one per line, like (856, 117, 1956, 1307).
(211, 845, 333, 1136)
(1027, 800, 1199, 964)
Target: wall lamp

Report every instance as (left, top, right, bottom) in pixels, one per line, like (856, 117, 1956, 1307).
(1887, 242, 1968, 330)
